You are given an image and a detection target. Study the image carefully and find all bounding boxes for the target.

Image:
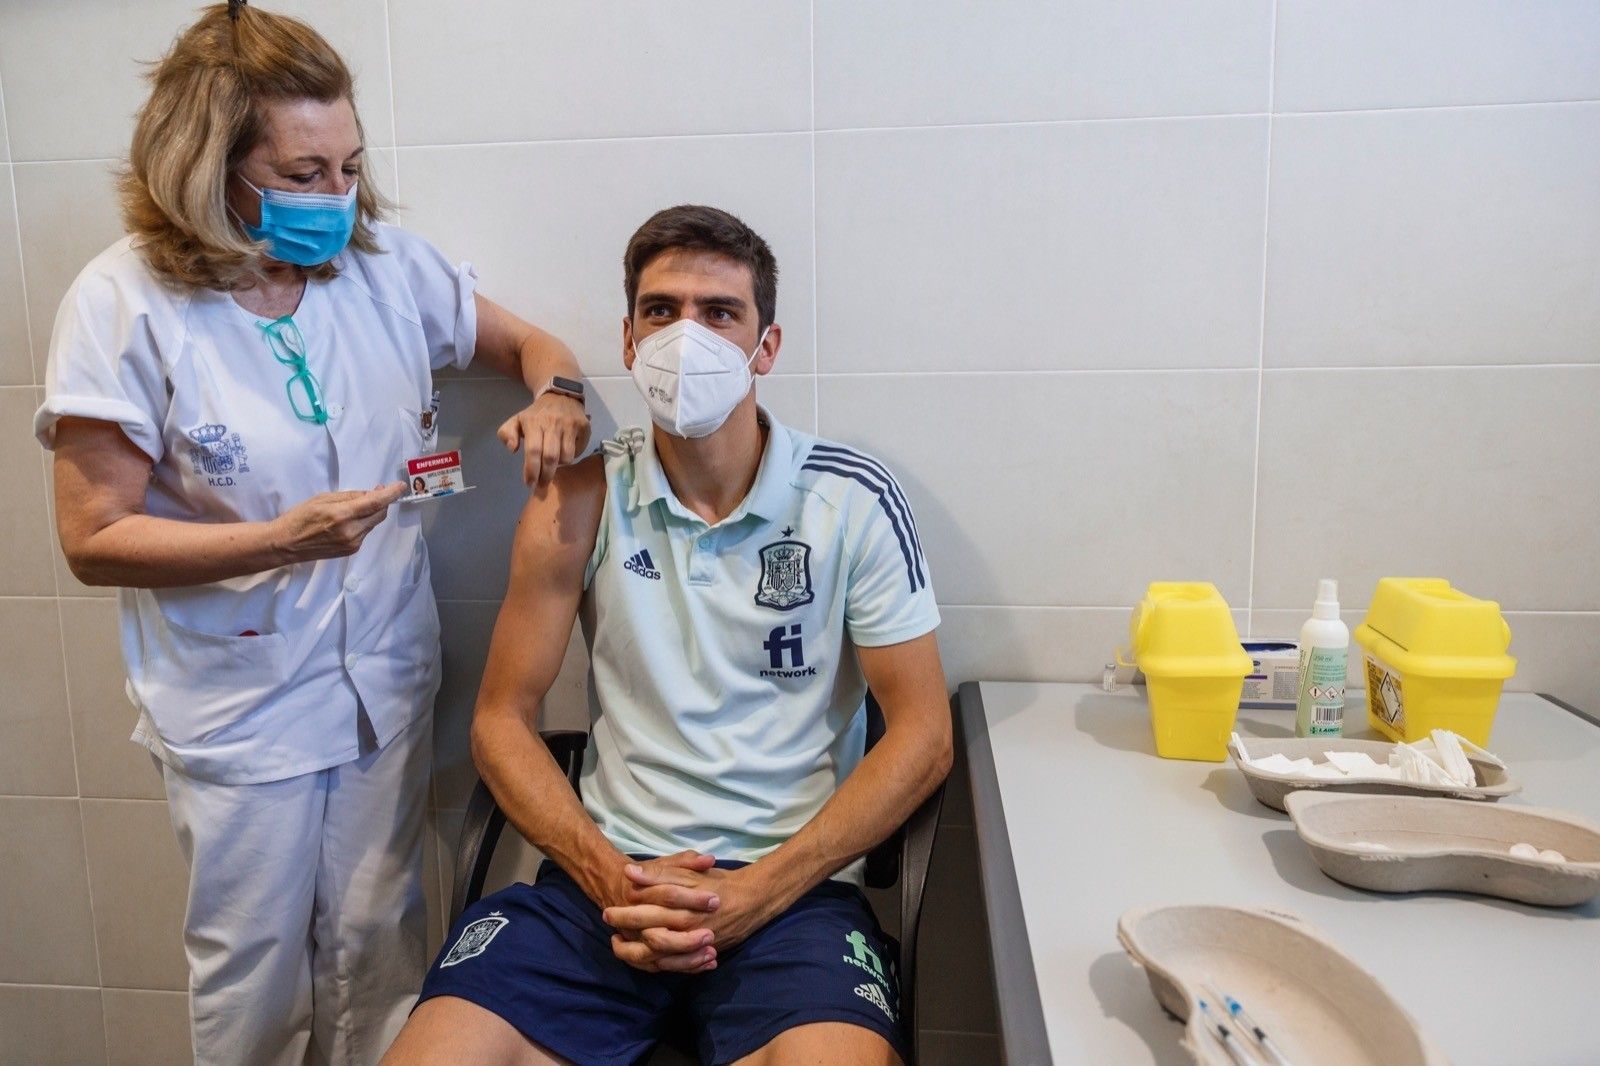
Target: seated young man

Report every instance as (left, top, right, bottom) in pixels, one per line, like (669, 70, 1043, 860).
(383, 205, 952, 1066)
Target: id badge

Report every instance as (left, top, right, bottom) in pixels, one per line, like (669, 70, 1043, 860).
(400, 450, 475, 502)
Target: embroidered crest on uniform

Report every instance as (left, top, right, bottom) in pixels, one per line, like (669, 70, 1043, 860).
(440, 911, 509, 968)
(754, 540, 814, 611)
(420, 389, 441, 444)
(185, 423, 250, 484)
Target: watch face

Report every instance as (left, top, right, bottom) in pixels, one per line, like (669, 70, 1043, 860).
(551, 376, 584, 397)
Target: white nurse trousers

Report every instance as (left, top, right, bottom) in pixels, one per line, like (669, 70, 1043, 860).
(159, 713, 431, 1066)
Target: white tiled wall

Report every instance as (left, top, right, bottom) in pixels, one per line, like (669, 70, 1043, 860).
(3, 3, 1598, 1063)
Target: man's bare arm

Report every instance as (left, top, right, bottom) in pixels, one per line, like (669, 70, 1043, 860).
(468, 457, 629, 904)
(751, 632, 953, 903)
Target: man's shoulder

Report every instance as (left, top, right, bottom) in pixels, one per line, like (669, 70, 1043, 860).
(545, 452, 609, 516)
(789, 433, 914, 519)
(511, 453, 608, 564)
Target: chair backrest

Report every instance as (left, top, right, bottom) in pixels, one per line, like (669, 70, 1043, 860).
(449, 730, 587, 924)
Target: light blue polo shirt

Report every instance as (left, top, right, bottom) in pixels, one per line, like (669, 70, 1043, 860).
(578, 410, 939, 879)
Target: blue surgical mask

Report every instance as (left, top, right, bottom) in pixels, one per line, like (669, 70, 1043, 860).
(239, 175, 358, 266)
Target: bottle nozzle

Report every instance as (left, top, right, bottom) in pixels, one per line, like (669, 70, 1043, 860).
(1314, 578, 1341, 620)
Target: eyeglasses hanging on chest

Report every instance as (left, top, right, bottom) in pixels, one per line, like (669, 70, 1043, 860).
(258, 315, 329, 425)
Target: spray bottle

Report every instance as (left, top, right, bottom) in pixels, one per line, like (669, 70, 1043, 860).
(1294, 579, 1349, 738)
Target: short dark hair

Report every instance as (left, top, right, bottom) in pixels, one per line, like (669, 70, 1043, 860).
(623, 205, 778, 330)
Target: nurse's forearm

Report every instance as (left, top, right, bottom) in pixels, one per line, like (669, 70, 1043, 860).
(54, 417, 404, 588)
(512, 324, 581, 395)
(472, 294, 581, 392)
(62, 485, 403, 588)
(63, 512, 290, 587)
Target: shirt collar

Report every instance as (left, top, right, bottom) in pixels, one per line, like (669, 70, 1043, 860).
(630, 407, 793, 526)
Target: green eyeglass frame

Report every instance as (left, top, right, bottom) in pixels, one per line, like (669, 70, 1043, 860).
(258, 315, 329, 425)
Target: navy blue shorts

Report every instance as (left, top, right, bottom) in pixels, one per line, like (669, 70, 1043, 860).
(418, 860, 907, 1066)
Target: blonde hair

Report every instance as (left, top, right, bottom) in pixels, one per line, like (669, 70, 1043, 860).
(119, 3, 391, 290)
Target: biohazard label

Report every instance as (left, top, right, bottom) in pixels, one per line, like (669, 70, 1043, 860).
(1367, 656, 1404, 731)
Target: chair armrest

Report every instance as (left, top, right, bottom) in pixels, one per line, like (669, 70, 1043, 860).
(450, 777, 507, 927)
(447, 729, 591, 927)
(895, 696, 956, 1062)
(895, 765, 945, 1053)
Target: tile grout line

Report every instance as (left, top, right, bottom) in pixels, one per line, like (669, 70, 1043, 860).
(808, 0, 819, 432)
(1, 80, 40, 387)
(11, 93, 1600, 168)
(0, 980, 188, 995)
(597, 363, 1600, 380)
(15, 362, 1600, 395)
(379, 0, 403, 202)
(54, 568, 111, 1041)
(425, 598, 1600, 615)
(814, 95, 1600, 134)
(385, 128, 814, 157)
(17, 82, 107, 1011)
(55, 395, 111, 1058)
(272, 95, 1600, 157)
(3, 794, 167, 803)
(381, 0, 432, 835)
(1244, 0, 1280, 633)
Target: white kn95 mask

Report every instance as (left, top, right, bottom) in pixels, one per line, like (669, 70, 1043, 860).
(630, 318, 770, 438)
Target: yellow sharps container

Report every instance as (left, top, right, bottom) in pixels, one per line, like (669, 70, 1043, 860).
(1128, 582, 1252, 761)
(1353, 578, 1516, 746)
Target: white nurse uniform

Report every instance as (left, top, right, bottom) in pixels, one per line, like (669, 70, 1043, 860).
(36, 222, 475, 1065)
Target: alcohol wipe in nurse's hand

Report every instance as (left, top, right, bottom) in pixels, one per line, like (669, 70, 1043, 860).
(400, 450, 475, 502)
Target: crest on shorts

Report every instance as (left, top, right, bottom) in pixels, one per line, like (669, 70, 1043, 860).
(755, 539, 814, 611)
(440, 911, 509, 968)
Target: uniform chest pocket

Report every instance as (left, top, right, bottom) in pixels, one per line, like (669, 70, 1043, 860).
(399, 404, 439, 452)
(139, 613, 290, 748)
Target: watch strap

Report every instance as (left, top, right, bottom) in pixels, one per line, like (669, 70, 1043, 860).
(537, 376, 586, 407)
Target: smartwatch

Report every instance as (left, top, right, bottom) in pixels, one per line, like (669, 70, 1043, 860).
(538, 375, 586, 409)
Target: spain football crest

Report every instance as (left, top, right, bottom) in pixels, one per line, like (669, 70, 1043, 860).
(440, 911, 509, 968)
(755, 539, 814, 611)
(184, 422, 250, 479)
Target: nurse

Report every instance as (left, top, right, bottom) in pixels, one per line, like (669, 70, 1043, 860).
(33, 4, 588, 1064)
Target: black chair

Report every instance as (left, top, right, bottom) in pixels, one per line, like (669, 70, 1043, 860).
(449, 692, 946, 1063)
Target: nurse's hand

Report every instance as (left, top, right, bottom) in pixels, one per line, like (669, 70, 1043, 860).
(498, 392, 591, 489)
(269, 482, 407, 563)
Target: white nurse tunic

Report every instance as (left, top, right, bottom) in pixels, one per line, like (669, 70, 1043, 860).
(35, 223, 477, 1065)
(36, 223, 474, 783)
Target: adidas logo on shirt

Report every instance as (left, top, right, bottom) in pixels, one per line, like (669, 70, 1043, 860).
(623, 549, 662, 580)
(854, 982, 895, 1020)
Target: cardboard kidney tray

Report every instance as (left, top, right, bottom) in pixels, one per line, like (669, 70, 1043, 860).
(1118, 904, 1448, 1066)
(1284, 791, 1600, 907)
(1227, 736, 1519, 812)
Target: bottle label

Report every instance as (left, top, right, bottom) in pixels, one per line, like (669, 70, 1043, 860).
(1296, 645, 1348, 737)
